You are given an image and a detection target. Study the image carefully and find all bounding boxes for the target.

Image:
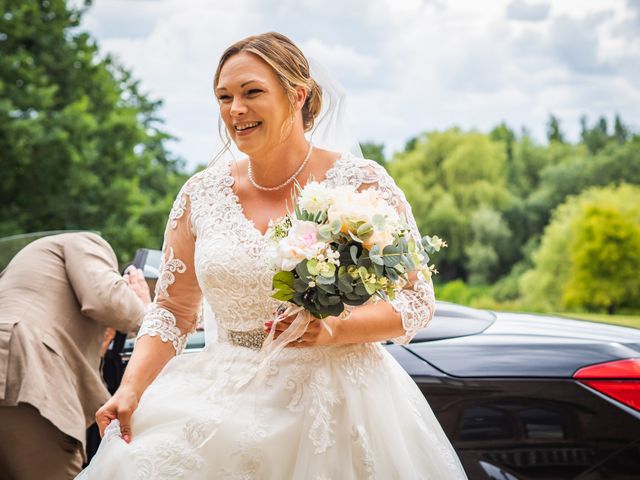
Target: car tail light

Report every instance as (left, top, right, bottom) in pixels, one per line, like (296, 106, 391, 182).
(573, 358, 640, 411)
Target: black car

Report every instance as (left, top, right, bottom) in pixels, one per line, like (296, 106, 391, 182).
(117, 249, 640, 480)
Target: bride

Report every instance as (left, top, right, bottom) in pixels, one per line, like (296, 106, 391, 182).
(78, 32, 467, 479)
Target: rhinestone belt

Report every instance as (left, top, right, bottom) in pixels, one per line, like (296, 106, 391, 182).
(223, 327, 268, 351)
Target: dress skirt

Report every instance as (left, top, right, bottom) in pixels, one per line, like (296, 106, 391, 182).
(77, 341, 467, 479)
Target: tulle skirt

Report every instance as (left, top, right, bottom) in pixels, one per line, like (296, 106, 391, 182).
(77, 341, 467, 479)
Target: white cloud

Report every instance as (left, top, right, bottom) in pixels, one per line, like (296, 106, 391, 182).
(81, 0, 640, 167)
(506, 0, 550, 22)
(301, 39, 379, 83)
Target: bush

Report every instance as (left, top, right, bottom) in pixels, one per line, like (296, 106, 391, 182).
(435, 280, 492, 306)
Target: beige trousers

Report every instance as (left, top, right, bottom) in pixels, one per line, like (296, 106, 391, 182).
(0, 403, 83, 480)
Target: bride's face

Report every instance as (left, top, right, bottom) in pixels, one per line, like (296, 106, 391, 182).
(216, 52, 295, 155)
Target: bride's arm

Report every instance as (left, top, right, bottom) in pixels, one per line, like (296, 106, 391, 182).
(96, 179, 202, 442)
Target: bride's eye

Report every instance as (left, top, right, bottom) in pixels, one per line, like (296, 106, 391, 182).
(218, 94, 232, 102)
(246, 89, 262, 96)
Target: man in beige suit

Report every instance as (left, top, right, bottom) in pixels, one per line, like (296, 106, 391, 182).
(0, 232, 151, 480)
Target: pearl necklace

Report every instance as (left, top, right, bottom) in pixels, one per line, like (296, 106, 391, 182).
(247, 143, 313, 192)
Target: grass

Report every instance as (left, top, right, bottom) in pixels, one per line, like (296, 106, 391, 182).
(555, 312, 640, 329)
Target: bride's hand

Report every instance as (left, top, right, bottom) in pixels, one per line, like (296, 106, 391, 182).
(96, 387, 139, 443)
(266, 315, 340, 347)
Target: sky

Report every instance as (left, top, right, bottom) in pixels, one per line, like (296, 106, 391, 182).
(80, 0, 640, 170)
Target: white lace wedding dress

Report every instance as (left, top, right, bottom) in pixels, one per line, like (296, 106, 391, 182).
(77, 153, 467, 479)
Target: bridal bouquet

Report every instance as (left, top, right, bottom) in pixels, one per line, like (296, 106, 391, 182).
(267, 181, 446, 323)
(236, 181, 446, 386)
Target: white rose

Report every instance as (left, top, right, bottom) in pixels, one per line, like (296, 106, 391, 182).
(298, 182, 333, 214)
(327, 189, 374, 229)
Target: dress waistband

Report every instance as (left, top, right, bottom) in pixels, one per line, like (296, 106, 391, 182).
(217, 326, 268, 351)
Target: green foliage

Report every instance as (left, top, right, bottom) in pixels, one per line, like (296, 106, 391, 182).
(579, 114, 630, 154)
(563, 203, 640, 313)
(435, 279, 492, 306)
(388, 129, 510, 279)
(360, 141, 387, 167)
(389, 117, 637, 313)
(526, 138, 640, 236)
(546, 114, 565, 144)
(464, 207, 512, 284)
(0, 0, 188, 262)
(521, 184, 640, 312)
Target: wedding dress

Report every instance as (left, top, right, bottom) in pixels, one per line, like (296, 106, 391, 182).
(77, 153, 467, 479)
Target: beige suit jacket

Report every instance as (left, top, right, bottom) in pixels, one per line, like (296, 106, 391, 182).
(0, 232, 145, 456)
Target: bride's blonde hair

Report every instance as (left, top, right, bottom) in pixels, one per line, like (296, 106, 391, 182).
(213, 32, 323, 133)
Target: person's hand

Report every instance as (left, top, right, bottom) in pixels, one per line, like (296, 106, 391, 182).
(123, 266, 152, 306)
(265, 314, 339, 347)
(96, 387, 139, 443)
(100, 327, 116, 356)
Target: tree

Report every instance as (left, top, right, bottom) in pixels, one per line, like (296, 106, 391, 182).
(388, 129, 509, 280)
(580, 115, 610, 154)
(546, 114, 565, 143)
(0, 0, 188, 262)
(563, 204, 640, 313)
(613, 114, 629, 144)
(520, 184, 640, 312)
(526, 138, 640, 236)
(359, 141, 387, 167)
(464, 207, 512, 284)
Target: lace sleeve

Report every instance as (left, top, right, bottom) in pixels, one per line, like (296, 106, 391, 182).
(136, 178, 203, 354)
(357, 159, 436, 344)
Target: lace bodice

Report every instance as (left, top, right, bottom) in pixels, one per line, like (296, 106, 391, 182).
(137, 153, 436, 353)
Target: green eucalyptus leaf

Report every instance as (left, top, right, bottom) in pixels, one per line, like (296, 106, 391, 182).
(318, 225, 333, 240)
(316, 274, 335, 285)
(317, 282, 335, 294)
(355, 282, 368, 296)
(383, 255, 400, 267)
(357, 266, 369, 280)
(338, 280, 354, 294)
(350, 245, 359, 264)
(356, 222, 373, 238)
(272, 289, 294, 302)
(363, 280, 377, 295)
(386, 267, 399, 282)
(307, 259, 319, 276)
(400, 236, 409, 253)
(374, 262, 384, 277)
(344, 293, 371, 306)
(327, 295, 341, 305)
(317, 291, 330, 307)
(348, 231, 363, 243)
(294, 277, 309, 293)
(370, 253, 384, 266)
(295, 261, 310, 279)
(272, 270, 294, 290)
(344, 291, 360, 301)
